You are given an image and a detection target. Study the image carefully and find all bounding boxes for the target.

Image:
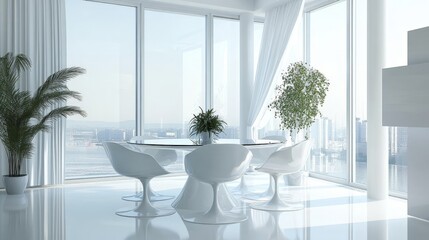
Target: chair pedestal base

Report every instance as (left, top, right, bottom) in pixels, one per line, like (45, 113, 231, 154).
(122, 191, 174, 202)
(116, 200, 176, 218)
(181, 183, 247, 225)
(123, 182, 174, 202)
(229, 175, 251, 195)
(243, 177, 275, 201)
(182, 211, 247, 225)
(117, 178, 176, 218)
(251, 174, 303, 212)
(251, 197, 303, 212)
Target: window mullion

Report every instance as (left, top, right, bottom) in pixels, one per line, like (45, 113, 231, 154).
(206, 14, 214, 110)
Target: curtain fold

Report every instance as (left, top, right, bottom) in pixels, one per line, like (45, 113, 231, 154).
(247, 0, 303, 138)
(0, 0, 67, 187)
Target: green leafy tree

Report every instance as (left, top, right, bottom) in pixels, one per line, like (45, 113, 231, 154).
(0, 53, 86, 176)
(268, 62, 329, 138)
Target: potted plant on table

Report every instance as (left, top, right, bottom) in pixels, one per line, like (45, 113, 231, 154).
(0, 53, 86, 194)
(268, 62, 329, 186)
(189, 107, 227, 145)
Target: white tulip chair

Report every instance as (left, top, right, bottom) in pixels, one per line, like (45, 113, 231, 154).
(123, 136, 176, 202)
(103, 142, 176, 218)
(251, 140, 310, 211)
(181, 144, 252, 224)
(241, 136, 286, 200)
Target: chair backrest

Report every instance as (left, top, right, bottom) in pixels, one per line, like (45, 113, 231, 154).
(184, 144, 252, 184)
(259, 140, 311, 174)
(143, 148, 177, 166)
(247, 144, 283, 165)
(103, 142, 168, 178)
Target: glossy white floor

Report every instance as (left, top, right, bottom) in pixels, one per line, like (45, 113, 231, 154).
(0, 175, 427, 240)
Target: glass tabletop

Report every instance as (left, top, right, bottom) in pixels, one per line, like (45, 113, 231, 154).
(127, 138, 283, 147)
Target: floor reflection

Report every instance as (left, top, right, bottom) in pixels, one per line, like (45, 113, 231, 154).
(126, 214, 182, 240)
(0, 176, 424, 240)
(0, 188, 65, 240)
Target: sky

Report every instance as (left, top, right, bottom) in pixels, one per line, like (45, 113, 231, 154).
(65, 0, 429, 130)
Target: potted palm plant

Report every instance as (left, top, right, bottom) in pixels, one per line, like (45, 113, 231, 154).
(189, 107, 227, 145)
(0, 53, 86, 194)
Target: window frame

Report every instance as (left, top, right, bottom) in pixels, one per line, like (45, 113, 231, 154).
(65, 0, 261, 180)
(304, 0, 407, 199)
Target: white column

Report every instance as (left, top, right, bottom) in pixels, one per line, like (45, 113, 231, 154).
(367, 0, 388, 200)
(240, 13, 254, 140)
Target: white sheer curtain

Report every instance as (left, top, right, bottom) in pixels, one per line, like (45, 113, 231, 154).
(0, 0, 67, 187)
(247, 0, 303, 138)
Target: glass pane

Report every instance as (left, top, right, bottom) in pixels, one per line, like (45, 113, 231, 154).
(65, 0, 136, 179)
(213, 17, 240, 138)
(308, 1, 348, 180)
(143, 10, 205, 139)
(354, 0, 367, 185)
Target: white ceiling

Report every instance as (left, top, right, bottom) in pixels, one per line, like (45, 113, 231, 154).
(154, 0, 316, 13)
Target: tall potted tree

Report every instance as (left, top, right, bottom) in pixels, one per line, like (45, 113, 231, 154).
(268, 62, 329, 186)
(269, 61, 329, 142)
(0, 53, 86, 194)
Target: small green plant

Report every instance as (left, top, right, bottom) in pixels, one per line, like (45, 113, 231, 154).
(189, 107, 227, 139)
(268, 62, 329, 138)
(0, 53, 86, 176)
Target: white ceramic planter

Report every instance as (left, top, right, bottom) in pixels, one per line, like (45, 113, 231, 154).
(200, 132, 213, 145)
(3, 175, 28, 195)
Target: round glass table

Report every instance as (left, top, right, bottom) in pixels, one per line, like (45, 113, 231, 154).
(128, 138, 282, 148)
(127, 138, 285, 213)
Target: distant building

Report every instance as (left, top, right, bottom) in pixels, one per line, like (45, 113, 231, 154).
(356, 118, 368, 162)
(311, 117, 330, 150)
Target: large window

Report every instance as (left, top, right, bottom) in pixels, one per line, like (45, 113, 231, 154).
(65, 0, 137, 178)
(143, 10, 206, 139)
(303, 0, 429, 195)
(354, 0, 368, 185)
(354, 0, 409, 195)
(213, 17, 240, 138)
(307, 1, 348, 180)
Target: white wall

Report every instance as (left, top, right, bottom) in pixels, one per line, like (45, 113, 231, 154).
(408, 128, 429, 220)
(383, 27, 429, 221)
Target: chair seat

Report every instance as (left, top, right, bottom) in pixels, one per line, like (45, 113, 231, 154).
(103, 142, 176, 218)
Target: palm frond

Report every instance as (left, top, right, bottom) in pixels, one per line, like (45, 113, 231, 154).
(36, 67, 85, 96)
(39, 106, 87, 127)
(0, 53, 87, 176)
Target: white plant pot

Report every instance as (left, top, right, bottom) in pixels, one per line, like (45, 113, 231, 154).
(3, 175, 28, 195)
(200, 132, 213, 145)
